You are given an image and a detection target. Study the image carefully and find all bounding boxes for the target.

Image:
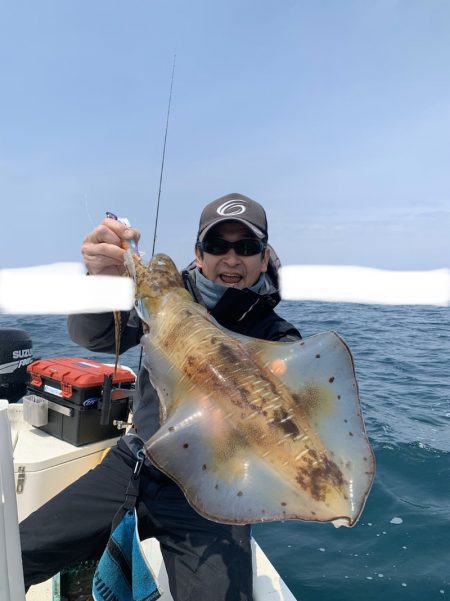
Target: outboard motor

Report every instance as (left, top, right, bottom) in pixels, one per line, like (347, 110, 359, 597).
(0, 328, 33, 403)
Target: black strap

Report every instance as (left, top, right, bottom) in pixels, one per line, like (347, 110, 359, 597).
(123, 449, 145, 511)
(111, 448, 146, 531)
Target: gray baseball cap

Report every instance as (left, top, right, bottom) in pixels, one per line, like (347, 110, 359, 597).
(197, 193, 268, 242)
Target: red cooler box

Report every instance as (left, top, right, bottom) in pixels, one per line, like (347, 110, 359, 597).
(26, 358, 135, 446)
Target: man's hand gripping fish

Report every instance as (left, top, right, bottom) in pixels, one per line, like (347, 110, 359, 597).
(124, 247, 375, 527)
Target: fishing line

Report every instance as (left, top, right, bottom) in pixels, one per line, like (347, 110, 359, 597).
(151, 54, 176, 256)
(84, 195, 96, 228)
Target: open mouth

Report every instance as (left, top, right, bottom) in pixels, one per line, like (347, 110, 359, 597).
(220, 273, 242, 286)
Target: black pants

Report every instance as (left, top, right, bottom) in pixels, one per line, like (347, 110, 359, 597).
(20, 439, 253, 601)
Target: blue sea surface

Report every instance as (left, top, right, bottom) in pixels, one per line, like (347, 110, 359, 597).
(1, 302, 449, 601)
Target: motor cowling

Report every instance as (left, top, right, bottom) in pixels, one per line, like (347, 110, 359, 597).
(0, 328, 33, 402)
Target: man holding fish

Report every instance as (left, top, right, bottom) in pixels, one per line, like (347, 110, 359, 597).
(21, 193, 303, 601)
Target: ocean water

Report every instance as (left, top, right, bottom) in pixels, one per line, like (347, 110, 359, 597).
(1, 302, 449, 601)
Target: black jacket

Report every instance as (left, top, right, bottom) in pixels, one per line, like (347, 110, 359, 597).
(67, 264, 301, 440)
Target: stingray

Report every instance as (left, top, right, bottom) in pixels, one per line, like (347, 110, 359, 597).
(124, 250, 375, 527)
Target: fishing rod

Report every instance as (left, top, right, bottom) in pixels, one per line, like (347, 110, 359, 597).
(135, 56, 176, 373)
(151, 54, 176, 256)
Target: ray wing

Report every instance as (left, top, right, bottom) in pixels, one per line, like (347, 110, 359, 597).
(225, 329, 375, 516)
(142, 329, 374, 526)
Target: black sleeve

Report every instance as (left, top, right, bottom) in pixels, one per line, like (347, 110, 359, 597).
(67, 309, 143, 354)
(265, 317, 301, 342)
(272, 327, 302, 342)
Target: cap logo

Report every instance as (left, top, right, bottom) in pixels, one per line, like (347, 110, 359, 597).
(216, 200, 246, 216)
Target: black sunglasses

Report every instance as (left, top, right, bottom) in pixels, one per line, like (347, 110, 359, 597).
(200, 237, 266, 257)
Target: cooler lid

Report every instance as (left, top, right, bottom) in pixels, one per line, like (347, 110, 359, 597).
(13, 427, 119, 471)
(27, 358, 136, 388)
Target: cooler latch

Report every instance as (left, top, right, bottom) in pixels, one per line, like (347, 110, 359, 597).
(16, 466, 26, 494)
(30, 374, 42, 388)
(61, 382, 73, 398)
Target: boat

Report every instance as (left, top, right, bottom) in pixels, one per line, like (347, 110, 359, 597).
(0, 327, 298, 601)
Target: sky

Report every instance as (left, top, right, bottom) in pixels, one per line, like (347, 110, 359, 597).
(1, 1, 449, 271)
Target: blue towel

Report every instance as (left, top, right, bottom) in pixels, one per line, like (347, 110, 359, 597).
(92, 509, 161, 601)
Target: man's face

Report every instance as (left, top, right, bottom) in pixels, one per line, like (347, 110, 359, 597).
(195, 222, 270, 289)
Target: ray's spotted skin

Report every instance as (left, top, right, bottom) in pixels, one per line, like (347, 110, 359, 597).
(124, 249, 375, 527)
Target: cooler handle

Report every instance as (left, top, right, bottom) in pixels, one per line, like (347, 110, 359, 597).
(47, 400, 73, 417)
